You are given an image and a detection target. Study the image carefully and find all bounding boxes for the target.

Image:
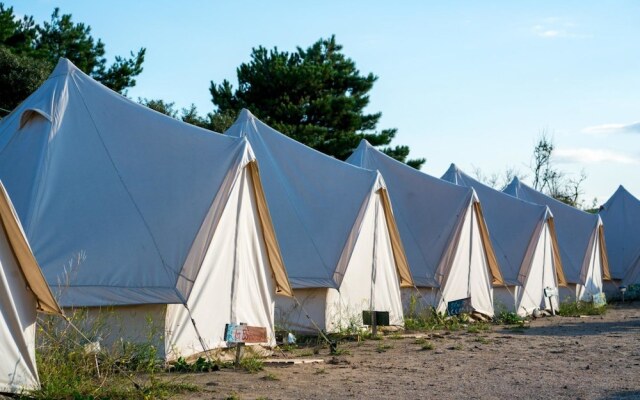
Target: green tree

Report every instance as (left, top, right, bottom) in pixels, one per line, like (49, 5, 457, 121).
(210, 35, 424, 167)
(138, 98, 214, 130)
(139, 98, 179, 118)
(0, 3, 145, 114)
(0, 46, 51, 114)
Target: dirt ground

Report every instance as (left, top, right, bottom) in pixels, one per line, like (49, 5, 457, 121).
(172, 303, 640, 400)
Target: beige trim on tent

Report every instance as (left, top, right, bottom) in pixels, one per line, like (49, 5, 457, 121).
(0, 182, 62, 314)
(547, 218, 567, 287)
(247, 161, 293, 297)
(598, 224, 612, 281)
(472, 202, 504, 286)
(378, 188, 414, 288)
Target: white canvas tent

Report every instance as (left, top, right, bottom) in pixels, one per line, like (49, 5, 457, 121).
(442, 165, 566, 316)
(599, 186, 640, 288)
(503, 178, 610, 301)
(0, 181, 62, 393)
(225, 110, 413, 333)
(346, 140, 503, 316)
(0, 59, 292, 361)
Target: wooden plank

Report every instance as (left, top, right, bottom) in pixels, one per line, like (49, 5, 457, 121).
(264, 359, 324, 365)
(225, 323, 267, 344)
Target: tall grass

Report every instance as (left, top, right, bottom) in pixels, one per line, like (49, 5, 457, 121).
(30, 309, 198, 400)
(558, 301, 607, 317)
(404, 294, 471, 331)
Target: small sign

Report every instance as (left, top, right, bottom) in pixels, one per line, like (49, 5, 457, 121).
(362, 311, 390, 326)
(224, 323, 267, 344)
(592, 292, 607, 308)
(447, 297, 471, 316)
(544, 287, 558, 298)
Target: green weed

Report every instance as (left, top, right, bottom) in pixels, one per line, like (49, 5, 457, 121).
(376, 343, 394, 353)
(420, 342, 435, 351)
(239, 355, 264, 373)
(261, 372, 279, 381)
(495, 311, 522, 325)
(474, 336, 490, 345)
(558, 301, 607, 317)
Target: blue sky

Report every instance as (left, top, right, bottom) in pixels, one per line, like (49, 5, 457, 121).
(7, 1, 640, 205)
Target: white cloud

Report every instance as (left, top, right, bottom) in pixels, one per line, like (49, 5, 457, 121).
(539, 29, 561, 38)
(555, 148, 639, 165)
(532, 18, 590, 39)
(582, 122, 640, 135)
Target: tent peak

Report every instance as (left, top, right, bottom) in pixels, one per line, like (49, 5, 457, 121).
(238, 108, 255, 120)
(355, 139, 373, 152)
(616, 185, 630, 195)
(446, 163, 459, 174)
(614, 185, 639, 202)
(51, 58, 78, 77)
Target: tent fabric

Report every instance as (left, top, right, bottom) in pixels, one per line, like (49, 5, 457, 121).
(378, 187, 413, 288)
(0, 59, 291, 306)
(503, 178, 607, 298)
(246, 162, 293, 296)
(0, 181, 62, 393)
(165, 166, 280, 355)
(225, 109, 412, 290)
(473, 202, 504, 286)
(441, 164, 565, 286)
(68, 165, 283, 360)
(599, 225, 612, 281)
(599, 186, 640, 285)
(0, 182, 61, 314)
(225, 110, 411, 332)
(546, 218, 568, 287)
(346, 140, 502, 315)
(275, 189, 405, 332)
(441, 165, 566, 316)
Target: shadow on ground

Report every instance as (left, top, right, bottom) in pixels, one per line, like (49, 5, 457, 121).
(600, 390, 640, 399)
(516, 317, 640, 337)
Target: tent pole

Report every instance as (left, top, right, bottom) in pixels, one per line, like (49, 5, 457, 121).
(292, 296, 335, 351)
(183, 304, 214, 363)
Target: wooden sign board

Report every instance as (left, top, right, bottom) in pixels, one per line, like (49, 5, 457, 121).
(224, 323, 267, 344)
(447, 297, 471, 316)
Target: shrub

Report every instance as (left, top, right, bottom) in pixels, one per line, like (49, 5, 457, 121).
(558, 301, 607, 317)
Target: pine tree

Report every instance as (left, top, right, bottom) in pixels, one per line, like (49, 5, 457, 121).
(210, 35, 424, 167)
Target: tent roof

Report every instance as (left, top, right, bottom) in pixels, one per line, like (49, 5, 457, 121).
(503, 177, 605, 284)
(0, 59, 290, 306)
(347, 140, 502, 286)
(225, 110, 412, 289)
(599, 185, 640, 280)
(442, 164, 557, 284)
(0, 181, 61, 314)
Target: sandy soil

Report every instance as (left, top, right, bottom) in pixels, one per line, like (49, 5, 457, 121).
(172, 303, 640, 400)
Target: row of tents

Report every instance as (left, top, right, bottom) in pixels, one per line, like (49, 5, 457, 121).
(1, 58, 639, 392)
